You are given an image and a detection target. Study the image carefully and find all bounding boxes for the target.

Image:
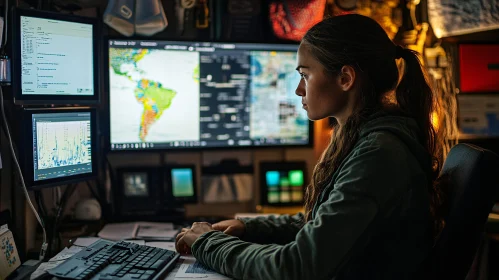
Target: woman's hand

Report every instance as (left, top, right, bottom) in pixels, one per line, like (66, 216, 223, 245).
(212, 219, 246, 237)
(175, 222, 214, 254)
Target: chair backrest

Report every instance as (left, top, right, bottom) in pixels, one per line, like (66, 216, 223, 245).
(429, 143, 499, 279)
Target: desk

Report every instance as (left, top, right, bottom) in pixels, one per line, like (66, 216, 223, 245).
(29, 239, 230, 280)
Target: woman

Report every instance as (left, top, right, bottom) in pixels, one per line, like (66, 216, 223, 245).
(176, 14, 444, 280)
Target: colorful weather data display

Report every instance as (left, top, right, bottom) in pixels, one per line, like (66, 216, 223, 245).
(108, 40, 310, 150)
(32, 112, 93, 181)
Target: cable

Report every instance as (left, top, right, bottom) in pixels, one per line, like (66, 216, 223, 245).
(50, 184, 76, 257)
(0, 87, 48, 260)
(2, 0, 8, 50)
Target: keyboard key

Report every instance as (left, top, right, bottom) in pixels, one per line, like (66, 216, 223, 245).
(99, 275, 113, 280)
(150, 260, 166, 270)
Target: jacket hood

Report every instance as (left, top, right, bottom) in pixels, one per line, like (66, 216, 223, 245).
(359, 112, 432, 174)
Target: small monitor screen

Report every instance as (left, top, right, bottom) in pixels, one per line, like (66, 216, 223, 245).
(264, 169, 304, 205)
(32, 111, 93, 181)
(109, 40, 311, 150)
(171, 168, 195, 197)
(20, 16, 94, 96)
(123, 172, 149, 197)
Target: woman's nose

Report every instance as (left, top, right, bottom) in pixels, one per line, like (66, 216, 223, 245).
(295, 79, 305, 96)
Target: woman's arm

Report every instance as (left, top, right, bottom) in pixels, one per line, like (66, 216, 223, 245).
(238, 213, 304, 245)
(191, 138, 415, 280)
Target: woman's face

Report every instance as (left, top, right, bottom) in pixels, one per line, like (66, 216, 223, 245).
(295, 44, 354, 122)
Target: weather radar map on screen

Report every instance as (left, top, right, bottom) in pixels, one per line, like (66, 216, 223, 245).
(109, 40, 310, 150)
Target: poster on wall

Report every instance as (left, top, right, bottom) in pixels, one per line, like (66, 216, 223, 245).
(428, 0, 499, 38)
(458, 95, 499, 137)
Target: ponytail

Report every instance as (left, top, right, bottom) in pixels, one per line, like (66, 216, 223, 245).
(395, 46, 445, 239)
(395, 48, 437, 161)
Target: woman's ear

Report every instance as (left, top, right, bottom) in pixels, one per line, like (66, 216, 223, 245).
(337, 65, 356, 92)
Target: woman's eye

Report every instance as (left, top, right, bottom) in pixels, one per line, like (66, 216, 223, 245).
(299, 72, 306, 79)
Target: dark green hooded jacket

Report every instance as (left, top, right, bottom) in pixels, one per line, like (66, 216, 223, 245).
(191, 114, 433, 280)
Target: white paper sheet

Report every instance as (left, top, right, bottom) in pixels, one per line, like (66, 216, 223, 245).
(145, 241, 177, 252)
(49, 246, 83, 262)
(97, 222, 138, 240)
(97, 222, 175, 241)
(136, 225, 178, 240)
(30, 261, 64, 280)
(31, 246, 83, 279)
(72, 237, 101, 247)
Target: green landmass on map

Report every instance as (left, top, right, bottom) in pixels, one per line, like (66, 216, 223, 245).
(110, 48, 180, 141)
(109, 48, 149, 77)
(135, 79, 177, 141)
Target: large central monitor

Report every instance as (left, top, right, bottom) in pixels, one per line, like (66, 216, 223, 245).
(12, 8, 99, 105)
(21, 108, 98, 189)
(108, 40, 311, 151)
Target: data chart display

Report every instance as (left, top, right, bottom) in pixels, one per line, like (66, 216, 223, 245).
(32, 111, 93, 181)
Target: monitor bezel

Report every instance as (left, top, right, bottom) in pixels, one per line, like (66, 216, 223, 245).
(259, 161, 307, 207)
(105, 38, 314, 152)
(12, 8, 100, 105)
(21, 107, 99, 190)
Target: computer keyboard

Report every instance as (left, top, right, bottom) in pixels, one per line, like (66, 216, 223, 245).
(48, 240, 179, 280)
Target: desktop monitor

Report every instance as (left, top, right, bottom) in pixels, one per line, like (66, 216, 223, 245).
(12, 8, 99, 105)
(259, 161, 307, 206)
(21, 108, 98, 189)
(108, 40, 312, 151)
(115, 167, 162, 216)
(114, 165, 197, 218)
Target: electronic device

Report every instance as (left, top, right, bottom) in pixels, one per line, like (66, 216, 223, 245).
(108, 39, 313, 151)
(115, 165, 197, 218)
(165, 164, 198, 205)
(20, 108, 98, 189)
(259, 161, 307, 206)
(201, 160, 254, 203)
(116, 167, 162, 216)
(12, 8, 99, 105)
(48, 239, 179, 280)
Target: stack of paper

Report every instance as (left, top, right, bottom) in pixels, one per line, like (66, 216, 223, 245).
(97, 222, 177, 241)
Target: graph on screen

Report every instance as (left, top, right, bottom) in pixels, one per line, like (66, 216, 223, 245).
(36, 120, 91, 169)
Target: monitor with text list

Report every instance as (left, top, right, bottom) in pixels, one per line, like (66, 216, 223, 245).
(108, 40, 312, 150)
(12, 8, 99, 105)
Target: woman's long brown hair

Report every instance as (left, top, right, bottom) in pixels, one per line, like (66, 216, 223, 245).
(302, 15, 445, 238)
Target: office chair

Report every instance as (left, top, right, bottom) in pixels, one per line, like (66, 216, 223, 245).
(428, 143, 499, 279)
